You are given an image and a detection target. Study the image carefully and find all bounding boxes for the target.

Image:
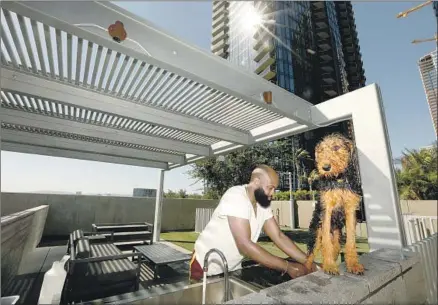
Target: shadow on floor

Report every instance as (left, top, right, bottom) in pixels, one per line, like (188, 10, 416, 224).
(2, 246, 67, 305)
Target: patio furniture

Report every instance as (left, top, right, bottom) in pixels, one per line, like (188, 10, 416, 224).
(92, 222, 153, 251)
(133, 243, 191, 280)
(62, 229, 141, 304)
(66, 229, 107, 255)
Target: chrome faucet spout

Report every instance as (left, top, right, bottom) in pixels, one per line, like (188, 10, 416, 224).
(203, 248, 230, 302)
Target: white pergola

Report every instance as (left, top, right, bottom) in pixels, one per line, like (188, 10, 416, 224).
(0, 1, 406, 251)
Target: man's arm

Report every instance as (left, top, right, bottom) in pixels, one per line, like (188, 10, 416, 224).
(227, 216, 288, 272)
(263, 217, 308, 264)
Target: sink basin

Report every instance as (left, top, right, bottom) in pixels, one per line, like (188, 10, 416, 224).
(233, 262, 293, 289)
(134, 277, 259, 305)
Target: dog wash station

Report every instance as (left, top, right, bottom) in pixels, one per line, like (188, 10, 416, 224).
(1, 1, 426, 304)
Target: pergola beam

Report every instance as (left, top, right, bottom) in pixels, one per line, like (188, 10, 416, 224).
(1, 129, 185, 164)
(2, 142, 169, 169)
(1, 69, 253, 145)
(1, 141, 168, 170)
(2, 1, 315, 127)
(0, 107, 211, 156)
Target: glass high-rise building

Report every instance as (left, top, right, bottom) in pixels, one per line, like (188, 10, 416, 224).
(433, 1, 438, 21)
(418, 49, 438, 136)
(211, 1, 366, 190)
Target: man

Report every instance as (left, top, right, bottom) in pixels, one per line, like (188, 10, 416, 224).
(189, 165, 319, 281)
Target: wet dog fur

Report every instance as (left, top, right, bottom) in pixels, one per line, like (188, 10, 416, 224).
(305, 133, 364, 275)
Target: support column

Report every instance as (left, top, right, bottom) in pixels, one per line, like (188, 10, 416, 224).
(152, 169, 165, 243)
(288, 172, 295, 229)
(352, 85, 407, 251)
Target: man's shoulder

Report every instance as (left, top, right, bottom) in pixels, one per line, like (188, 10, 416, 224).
(222, 185, 247, 197)
(220, 185, 248, 202)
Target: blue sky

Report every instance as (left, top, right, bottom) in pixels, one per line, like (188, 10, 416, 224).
(1, 1, 437, 195)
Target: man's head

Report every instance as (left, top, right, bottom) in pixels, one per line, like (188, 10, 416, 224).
(248, 165, 279, 208)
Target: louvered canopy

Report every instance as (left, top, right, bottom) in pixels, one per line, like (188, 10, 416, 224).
(0, 1, 316, 170)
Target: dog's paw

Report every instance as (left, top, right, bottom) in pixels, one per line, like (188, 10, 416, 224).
(347, 263, 364, 275)
(323, 263, 339, 275)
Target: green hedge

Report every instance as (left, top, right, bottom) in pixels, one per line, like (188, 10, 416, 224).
(272, 190, 317, 201)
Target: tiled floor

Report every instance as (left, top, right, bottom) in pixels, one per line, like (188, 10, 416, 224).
(3, 241, 193, 305)
(2, 246, 67, 304)
(3, 242, 193, 305)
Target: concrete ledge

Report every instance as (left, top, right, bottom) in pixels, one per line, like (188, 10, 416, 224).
(22, 206, 49, 255)
(1, 205, 49, 294)
(224, 249, 425, 305)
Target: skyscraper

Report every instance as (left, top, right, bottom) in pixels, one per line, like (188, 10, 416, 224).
(211, 1, 366, 190)
(433, 1, 438, 21)
(418, 49, 438, 136)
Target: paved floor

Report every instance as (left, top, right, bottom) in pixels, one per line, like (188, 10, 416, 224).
(2, 246, 67, 305)
(2, 240, 192, 304)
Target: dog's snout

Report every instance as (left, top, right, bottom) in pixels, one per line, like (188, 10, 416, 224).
(322, 164, 331, 171)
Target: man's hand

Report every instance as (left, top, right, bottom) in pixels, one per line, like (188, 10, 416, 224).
(285, 262, 307, 278)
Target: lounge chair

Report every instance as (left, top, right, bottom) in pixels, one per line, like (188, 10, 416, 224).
(61, 229, 141, 304)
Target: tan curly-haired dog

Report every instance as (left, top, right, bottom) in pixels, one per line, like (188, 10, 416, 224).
(305, 133, 364, 276)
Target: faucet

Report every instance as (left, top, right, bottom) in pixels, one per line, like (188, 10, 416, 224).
(203, 248, 230, 302)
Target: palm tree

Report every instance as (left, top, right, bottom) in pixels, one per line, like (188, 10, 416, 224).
(291, 148, 312, 190)
(307, 169, 320, 201)
(396, 143, 437, 200)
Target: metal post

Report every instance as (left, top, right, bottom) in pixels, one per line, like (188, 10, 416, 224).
(353, 85, 407, 250)
(289, 171, 295, 229)
(152, 169, 165, 243)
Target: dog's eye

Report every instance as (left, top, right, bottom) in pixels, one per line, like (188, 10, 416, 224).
(333, 145, 340, 151)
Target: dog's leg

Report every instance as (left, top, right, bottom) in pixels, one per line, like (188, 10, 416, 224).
(332, 229, 341, 262)
(321, 192, 339, 275)
(305, 228, 321, 271)
(344, 192, 364, 275)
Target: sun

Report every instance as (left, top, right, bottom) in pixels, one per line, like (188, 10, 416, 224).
(243, 8, 262, 31)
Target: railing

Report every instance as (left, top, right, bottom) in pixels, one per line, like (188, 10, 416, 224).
(195, 208, 215, 233)
(403, 233, 437, 304)
(402, 214, 437, 245)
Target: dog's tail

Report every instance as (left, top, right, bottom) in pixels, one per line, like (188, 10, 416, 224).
(307, 200, 323, 255)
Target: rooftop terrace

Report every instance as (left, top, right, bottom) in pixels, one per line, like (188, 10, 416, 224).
(1, 196, 436, 305)
(1, 1, 435, 304)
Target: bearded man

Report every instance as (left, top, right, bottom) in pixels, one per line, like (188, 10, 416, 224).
(189, 165, 319, 281)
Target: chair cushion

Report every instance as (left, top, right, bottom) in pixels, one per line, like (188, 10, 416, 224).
(87, 244, 137, 283)
(72, 229, 84, 242)
(68, 229, 85, 255)
(75, 238, 90, 259)
(90, 243, 121, 257)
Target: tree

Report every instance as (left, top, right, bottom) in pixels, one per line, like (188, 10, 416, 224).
(178, 189, 188, 199)
(164, 189, 178, 198)
(307, 169, 320, 200)
(188, 139, 311, 197)
(291, 148, 313, 190)
(396, 142, 437, 200)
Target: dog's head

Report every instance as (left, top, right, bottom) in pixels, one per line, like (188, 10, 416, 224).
(315, 133, 354, 178)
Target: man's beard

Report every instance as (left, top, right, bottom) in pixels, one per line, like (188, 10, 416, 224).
(254, 187, 271, 208)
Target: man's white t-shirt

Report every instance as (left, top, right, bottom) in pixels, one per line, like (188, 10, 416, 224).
(194, 185, 274, 276)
